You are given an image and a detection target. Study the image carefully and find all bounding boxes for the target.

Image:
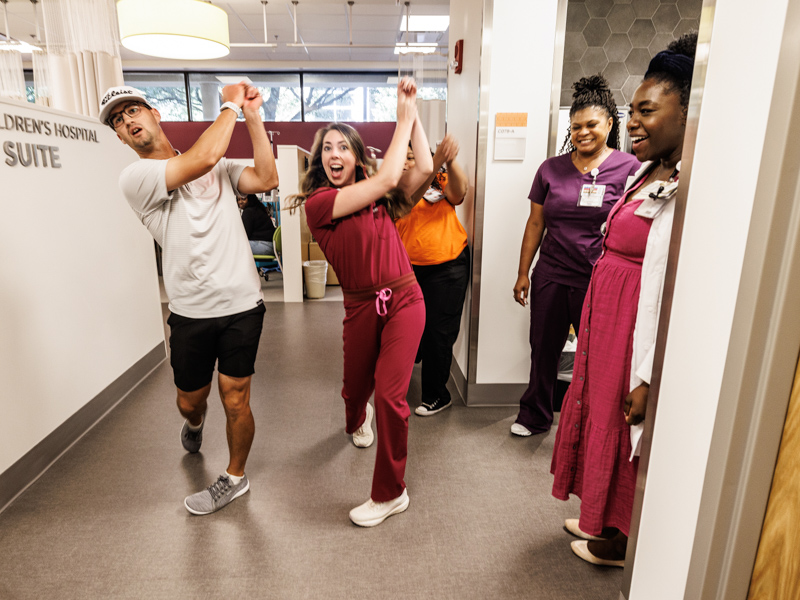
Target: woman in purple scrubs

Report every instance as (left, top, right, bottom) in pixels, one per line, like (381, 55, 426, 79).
(511, 75, 640, 437)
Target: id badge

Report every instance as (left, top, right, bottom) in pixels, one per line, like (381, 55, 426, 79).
(579, 184, 606, 207)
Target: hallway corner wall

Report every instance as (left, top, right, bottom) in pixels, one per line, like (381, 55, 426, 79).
(627, 0, 790, 597)
(472, 0, 559, 387)
(447, 0, 484, 382)
(0, 99, 166, 505)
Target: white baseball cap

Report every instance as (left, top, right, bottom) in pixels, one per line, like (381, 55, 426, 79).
(99, 86, 150, 125)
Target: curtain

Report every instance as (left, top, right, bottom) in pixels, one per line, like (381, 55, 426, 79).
(41, 0, 123, 118)
(0, 47, 26, 101)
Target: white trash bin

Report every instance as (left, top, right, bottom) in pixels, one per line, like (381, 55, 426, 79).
(303, 260, 328, 299)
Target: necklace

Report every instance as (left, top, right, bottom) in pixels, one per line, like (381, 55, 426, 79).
(575, 147, 609, 171)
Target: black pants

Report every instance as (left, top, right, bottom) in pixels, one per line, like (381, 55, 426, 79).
(412, 246, 470, 403)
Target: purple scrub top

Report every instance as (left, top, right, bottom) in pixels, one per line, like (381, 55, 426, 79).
(530, 149, 640, 287)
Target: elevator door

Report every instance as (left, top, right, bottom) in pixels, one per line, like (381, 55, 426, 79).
(747, 353, 800, 599)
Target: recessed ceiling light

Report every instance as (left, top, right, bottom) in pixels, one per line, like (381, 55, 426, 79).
(0, 40, 40, 54)
(394, 43, 438, 55)
(399, 16, 450, 32)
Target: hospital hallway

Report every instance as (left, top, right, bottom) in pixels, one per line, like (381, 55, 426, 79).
(0, 289, 622, 600)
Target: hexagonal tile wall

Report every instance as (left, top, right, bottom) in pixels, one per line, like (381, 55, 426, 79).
(559, 0, 702, 107)
(583, 18, 612, 46)
(676, 0, 702, 19)
(652, 4, 681, 33)
(608, 4, 636, 32)
(565, 32, 589, 62)
(649, 32, 676, 57)
(605, 33, 633, 62)
(632, 0, 660, 18)
(567, 2, 591, 32)
(586, 0, 615, 18)
(581, 47, 610, 77)
(673, 18, 699, 38)
(625, 48, 652, 75)
(621, 75, 643, 104)
(628, 19, 657, 46)
(603, 61, 630, 88)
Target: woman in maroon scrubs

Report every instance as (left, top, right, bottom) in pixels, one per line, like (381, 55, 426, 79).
(287, 79, 433, 527)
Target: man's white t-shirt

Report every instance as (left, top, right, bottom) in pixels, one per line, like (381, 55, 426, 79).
(120, 157, 263, 319)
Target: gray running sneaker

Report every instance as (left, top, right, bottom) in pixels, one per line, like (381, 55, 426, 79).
(184, 474, 250, 515)
(180, 416, 205, 453)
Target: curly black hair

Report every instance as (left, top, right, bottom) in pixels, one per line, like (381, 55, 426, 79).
(643, 31, 698, 109)
(559, 74, 620, 155)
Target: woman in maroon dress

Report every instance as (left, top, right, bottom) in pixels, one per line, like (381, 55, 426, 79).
(551, 33, 698, 566)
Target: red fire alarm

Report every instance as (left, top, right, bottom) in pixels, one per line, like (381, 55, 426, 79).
(454, 39, 464, 74)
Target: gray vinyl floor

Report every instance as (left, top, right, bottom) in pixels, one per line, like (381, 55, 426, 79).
(0, 280, 623, 600)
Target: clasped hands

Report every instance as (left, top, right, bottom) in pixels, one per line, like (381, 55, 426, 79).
(221, 82, 263, 114)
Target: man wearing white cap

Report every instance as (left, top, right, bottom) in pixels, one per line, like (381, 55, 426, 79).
(100, 83, 278, 515)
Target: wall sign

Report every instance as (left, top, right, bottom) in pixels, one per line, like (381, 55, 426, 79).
(1, 111, 100, 169)
(494, 112, 528, 161)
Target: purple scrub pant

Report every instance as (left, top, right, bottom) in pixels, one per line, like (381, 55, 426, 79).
(342, 282, 425, 502)
(516, 269, 588, 434)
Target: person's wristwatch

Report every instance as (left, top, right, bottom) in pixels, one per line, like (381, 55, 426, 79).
(220, 101, 243, 118)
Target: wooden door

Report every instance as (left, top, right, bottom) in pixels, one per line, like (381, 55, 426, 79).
(748, 355, 800, 599)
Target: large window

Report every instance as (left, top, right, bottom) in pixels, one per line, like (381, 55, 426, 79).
(188, 73, 302, 122)
(122, 70, 447, 123)
(123, 73, 189, 121)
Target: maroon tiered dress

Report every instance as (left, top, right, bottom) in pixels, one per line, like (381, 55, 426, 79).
(550, 181, 653, 537)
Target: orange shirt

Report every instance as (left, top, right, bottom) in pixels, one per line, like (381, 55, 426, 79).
(396, 173, 468, 266)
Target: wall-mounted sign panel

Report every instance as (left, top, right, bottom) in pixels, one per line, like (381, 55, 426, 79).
(494, 112, 528, 161)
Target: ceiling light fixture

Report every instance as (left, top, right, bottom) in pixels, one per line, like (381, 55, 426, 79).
(399, 15, 449, 32)
(283, 1, 444, 54)
(117, 0, 230, 60)
(394, 43, 436, 55)
(230, 1, 277, 49)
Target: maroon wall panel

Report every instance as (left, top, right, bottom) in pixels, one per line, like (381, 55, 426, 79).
(160, 121, 398, 160)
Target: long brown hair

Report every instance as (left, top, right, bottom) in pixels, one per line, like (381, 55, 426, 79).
(285, 122, 412, 220)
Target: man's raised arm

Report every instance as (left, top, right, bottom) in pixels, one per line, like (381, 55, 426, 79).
(237, 86, 279, 194)
(164, 83, 247, 191)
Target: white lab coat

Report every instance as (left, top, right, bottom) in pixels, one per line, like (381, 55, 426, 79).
(626, 160, 680, 459)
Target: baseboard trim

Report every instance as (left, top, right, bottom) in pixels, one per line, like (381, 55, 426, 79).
(0, 343, 166, 514)
(449, 358, 524, 407)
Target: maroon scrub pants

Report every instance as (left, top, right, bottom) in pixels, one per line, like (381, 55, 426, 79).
(516, 269, 588, 434)
(342, 275, 425, 502)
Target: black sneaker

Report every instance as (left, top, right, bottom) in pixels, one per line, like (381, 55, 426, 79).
(414, 398, 452, 416)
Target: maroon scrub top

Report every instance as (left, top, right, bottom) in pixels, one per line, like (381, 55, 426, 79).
(305, 187, 413, 291)
(530, 150, 640, 287)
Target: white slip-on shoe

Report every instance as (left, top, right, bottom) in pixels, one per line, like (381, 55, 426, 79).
(570, 540, 625, 568)
(564, 518, 606, 541)
(352, 403, 375, 448)
(349, 489, 410, 527)
(510, 423, 532, 437)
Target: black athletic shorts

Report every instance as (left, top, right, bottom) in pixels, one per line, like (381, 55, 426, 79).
(167, 302, 266, 392)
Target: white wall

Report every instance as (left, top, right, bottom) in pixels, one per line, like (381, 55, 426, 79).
(0, 99, 165, 475)
(629, 1, 789, 597)
(474, 0, 558, 384)
(447, 0, 484, 375)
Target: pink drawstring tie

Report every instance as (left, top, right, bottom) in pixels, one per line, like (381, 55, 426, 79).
(375, 288, 392, 316)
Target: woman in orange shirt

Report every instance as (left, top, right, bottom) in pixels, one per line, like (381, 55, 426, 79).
(396, 134, 469, 416)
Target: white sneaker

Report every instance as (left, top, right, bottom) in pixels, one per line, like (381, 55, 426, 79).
(349, 489, 410, 527)
(352, 403, 374, 448)
(510, 423, 532, 437)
